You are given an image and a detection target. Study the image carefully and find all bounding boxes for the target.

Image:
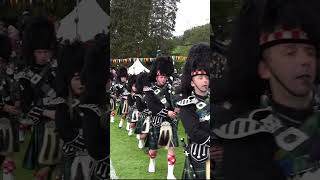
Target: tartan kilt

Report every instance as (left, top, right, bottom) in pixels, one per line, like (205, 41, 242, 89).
(147, 118, 179, 150)
(61, 153, 75, 180)
(117, 99, 128, 115)
(23, 122, 45, 170)
(22, 120, 59, 179)
(0, 117, 20, 154)
(182, 158, 206, 180)
(110, 97, 116, 111)
(134, 113, 148, 134)
(127, 107, 134, 123)
(116, 102, 122, 115)
(12, 119, 20, 152)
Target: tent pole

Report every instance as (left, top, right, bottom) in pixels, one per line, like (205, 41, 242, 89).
(75, 0, 80, 40)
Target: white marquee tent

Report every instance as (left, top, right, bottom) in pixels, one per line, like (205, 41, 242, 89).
(57, 0, 110, 42)
(128, 60, 150, 75)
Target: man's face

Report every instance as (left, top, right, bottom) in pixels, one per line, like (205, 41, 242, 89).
(259, 43, 317, 97)
(120, 77, 127, 83)
(132, 84, 137, 92)
(70, 73, 84, 95)
(191, 74, 209, 93)
(34, 49, 52, 65)
(156, 75, 167, 86)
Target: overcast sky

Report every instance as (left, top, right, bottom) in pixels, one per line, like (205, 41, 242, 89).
(173, 0, 210, 36)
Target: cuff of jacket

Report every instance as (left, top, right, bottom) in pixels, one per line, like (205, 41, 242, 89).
(157, 108, 169, 117)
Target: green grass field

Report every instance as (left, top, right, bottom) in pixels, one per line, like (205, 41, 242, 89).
(0, 132, 34, 180)
(111, 115, 187, 179)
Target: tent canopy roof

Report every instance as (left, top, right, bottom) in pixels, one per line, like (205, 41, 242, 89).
(57, 0, 110, 42)
(128, 59, 150, 75)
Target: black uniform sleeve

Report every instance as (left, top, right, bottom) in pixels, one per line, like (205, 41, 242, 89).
(222, 133, 286, 180)
(81, 106, 109, 160)
(19, 78, 34, 113)
(136, 96, 144, 112)
(144, 91, 169, 117)
(127, 94, 134, 106)
(179, 104, 210, 145)
(55, 103, 78, 142)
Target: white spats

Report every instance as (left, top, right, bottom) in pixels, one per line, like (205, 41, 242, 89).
(3, 173, 14, 180)
(126, 122, 130, 131)
(167, 165, 176, 180)
(110, 160, 118, 179)
(138, 139, 145, 149)
(118, 119, 124, 128)
(19, 129, 25, 142)
(148, 159, 156, 173)
(128, 128, 133, 136)
(137, 134, 146, 149)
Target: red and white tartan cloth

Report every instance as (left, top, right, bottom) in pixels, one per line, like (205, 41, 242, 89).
(2, 159, 15, 174)
(260, 26, 308, 45)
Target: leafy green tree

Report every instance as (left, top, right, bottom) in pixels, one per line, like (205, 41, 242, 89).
(110, 0, 152, 58)
(149, 0, 180, 55)
(171, 24, 210, 56)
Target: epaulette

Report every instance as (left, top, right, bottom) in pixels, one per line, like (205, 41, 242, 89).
(71, 99, 80, 108)
(79, 104, 101, 117)
(14, 68, 44, 85)
(143, 87, 153, 92)
(122, 90, 130, 96)
(213, 107, 283, 139)
(134, 94, 143, 99)
(176, 95, 198, 106)
(14, 70, 30, 81)
(62, 133, 86, 155)
(51, 59, 58, 68)
(50, 97, 67, 105)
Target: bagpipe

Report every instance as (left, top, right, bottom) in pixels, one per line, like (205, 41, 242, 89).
(181, 138, 196, 179)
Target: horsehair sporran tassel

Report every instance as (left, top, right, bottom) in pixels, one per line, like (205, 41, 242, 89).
(38, 121, 60, 165)
(142, 116, 150, 133)
(158, 121, 173, 149)
(71, 153, 91, 180)
(158, 128, 169, 146)
(122, 99, 128, 114)
(0, 118, 13, 155)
